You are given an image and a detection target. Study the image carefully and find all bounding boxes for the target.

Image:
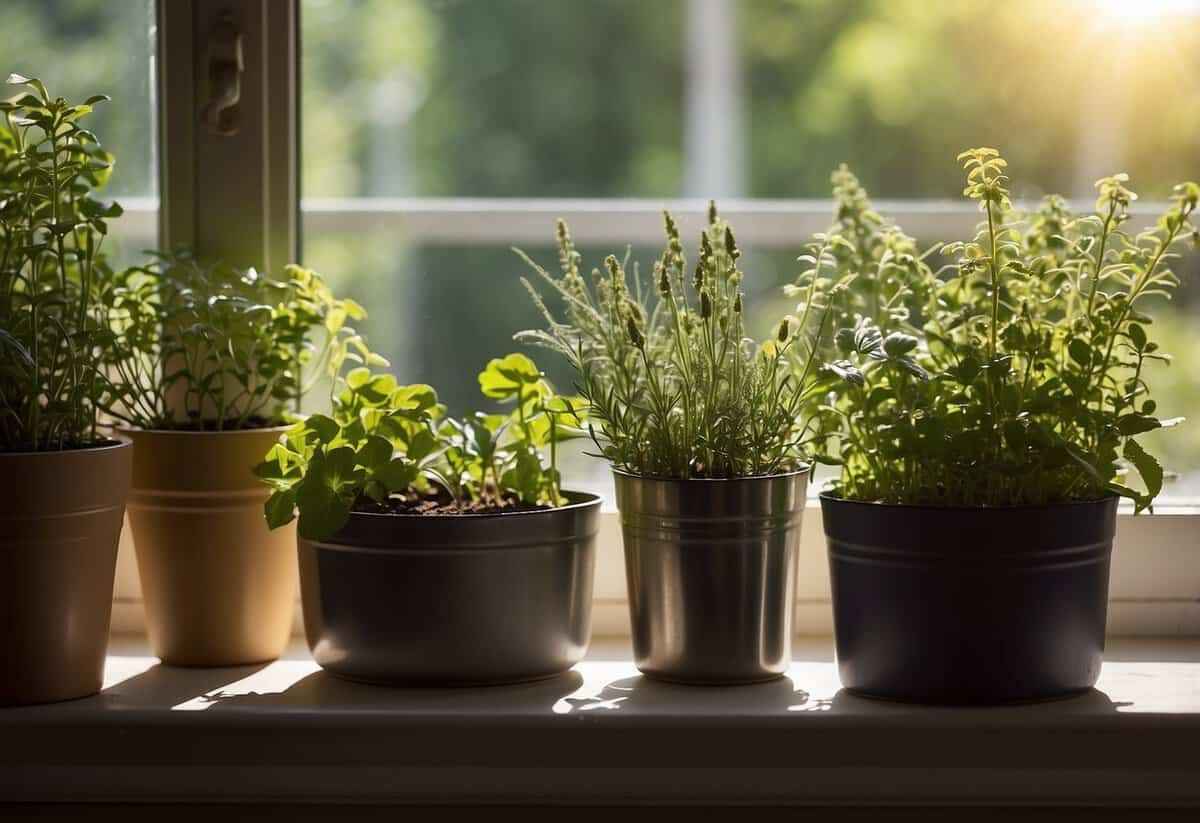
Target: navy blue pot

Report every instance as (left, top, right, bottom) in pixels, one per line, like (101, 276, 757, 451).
(821, 494, 1117, 704)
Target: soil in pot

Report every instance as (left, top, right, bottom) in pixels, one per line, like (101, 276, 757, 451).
(353, 487, 551, 516)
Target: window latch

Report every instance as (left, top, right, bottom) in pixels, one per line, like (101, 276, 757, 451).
(200, 11, 243, 137)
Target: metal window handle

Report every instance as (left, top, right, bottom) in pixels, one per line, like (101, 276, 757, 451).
(200, 11, 243, 136)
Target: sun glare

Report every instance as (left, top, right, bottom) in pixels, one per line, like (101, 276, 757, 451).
(1096, 0, 1200, 24)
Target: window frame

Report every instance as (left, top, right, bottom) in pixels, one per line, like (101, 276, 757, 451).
(120, 0, 1200, 641)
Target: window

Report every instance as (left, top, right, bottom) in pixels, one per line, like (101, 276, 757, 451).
(299, 0, 1200, 503)
(0, 0, 158, 264)
(104, 0, 1198, 637)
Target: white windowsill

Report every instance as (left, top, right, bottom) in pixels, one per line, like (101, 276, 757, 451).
(2, 637, 1198, 808)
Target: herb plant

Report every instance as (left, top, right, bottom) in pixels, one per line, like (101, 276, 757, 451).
(518, 204, 832, 479)
(256, 352, 584, 540)
(807, 149, 1198, 511)
(0, 76, 122, 451)
(102, 249, 374, 430)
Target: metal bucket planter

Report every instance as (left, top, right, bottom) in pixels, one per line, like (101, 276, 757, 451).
(613, 468, 809, 685)
(122, 427, 297, 666)
(298, 492, 601, 686)
(821, 494, 1117, 704)
(0, 438, 131, 705)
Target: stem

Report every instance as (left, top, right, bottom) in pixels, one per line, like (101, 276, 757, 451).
(548, 408, 559, 504)
(1096, 222, 1184, 394)
(1084, 202, 1117, 325)
(986, 199, 999, 360)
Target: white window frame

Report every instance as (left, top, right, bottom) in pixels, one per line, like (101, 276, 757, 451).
(109, 0, 1200, 640)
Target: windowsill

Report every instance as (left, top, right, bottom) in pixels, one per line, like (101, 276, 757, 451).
(2, 637, 1198, 808)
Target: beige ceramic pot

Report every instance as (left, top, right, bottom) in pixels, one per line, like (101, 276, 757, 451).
(0, 437, 131, 705)
(122, 427, 296, 666)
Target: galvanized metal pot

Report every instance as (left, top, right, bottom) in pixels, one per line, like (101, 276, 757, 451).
(821, 494, 1117, 704)
(613, 468, 809, 685)
(298, 492, 601, 686)
(0, 437, 131, 705)
(122, 427, 297, 667)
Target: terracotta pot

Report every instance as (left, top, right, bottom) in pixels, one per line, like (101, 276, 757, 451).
(0, 438, 131, 705)
(122, 427, 296, 666)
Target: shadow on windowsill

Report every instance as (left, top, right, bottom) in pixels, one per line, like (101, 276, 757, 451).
(556, 674, 1129, 717)
(194, 668, 587, 715)
(96, 661, 273, 710)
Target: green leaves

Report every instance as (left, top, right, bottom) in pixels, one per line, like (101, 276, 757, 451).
(264, 488, 297, 530)
(0, 80, 119, 450)
(6, 73, 49, 102)
(958, 147, 1012, 212)
(479, 353, 543, 400)
(882, 332, 918, 358)
(295, 479, 352, 541)
(1117, 413, 1162, 436)
(823, 359, 865, 387)
(802, 149, 1192, 509)
(255, 353, 574, 540)
(1122, 439, 1162, 513)
(98, 252, 378, 432)
(1068, 338, 1093, 368)
(303, 414, 340, 443)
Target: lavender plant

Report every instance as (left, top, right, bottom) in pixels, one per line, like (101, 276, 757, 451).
(518, 204, 836, 479)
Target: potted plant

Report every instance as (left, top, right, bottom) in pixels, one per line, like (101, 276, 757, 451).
(518, 207, 833, 684)
(807, 150, 1198, 703)
(0, 77, 131, 704)
(255, 351, 601, 685)
(101, 250, 370, 666)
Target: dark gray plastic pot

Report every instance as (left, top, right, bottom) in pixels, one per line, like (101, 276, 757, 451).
(298, 492, 601, 686)
(821, 493, 1117, 704)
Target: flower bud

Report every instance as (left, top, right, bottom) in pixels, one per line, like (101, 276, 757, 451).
(656, 262, 671, 297)
(700, 290, 713, 319)
(692, 262, 704, 291)
(663, 210, 679, 241)
(605, 255, 621, 279)
(724, 226, 740, 260)
(733, 293, 742, 314)
(708, 200, 719, 226)
(626, 316, 645, 348)
(556, 219, 580, 276)
(777, 318, 790, 343)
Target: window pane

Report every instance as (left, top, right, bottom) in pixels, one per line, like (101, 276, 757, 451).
(0, 0, 158, 263)
(743, 0, 1200, 199)
(301, 232, 639, 499)
(302, 0, 685, 198)
(301, 0, 1200, 502)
